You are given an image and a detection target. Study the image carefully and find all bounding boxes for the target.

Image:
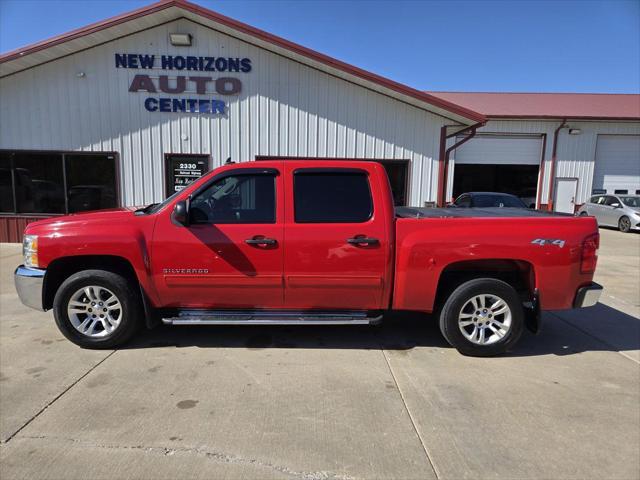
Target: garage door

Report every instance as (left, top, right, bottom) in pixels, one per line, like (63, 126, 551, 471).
(451, 135, 543, 206)
(593, 135, 640, 195)
(454, 135, 542, 165)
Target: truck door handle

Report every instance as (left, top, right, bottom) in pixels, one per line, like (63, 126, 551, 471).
(347, 236, 379, 246)
(245, 237, 277, 246)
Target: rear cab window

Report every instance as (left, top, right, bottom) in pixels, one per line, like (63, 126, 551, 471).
(293, 169, 373, 223)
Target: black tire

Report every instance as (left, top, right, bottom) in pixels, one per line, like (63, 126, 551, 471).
(579, 211, 589, 216)
(439, 278, 525, 357)
(53, 269, 141, 349)
(618, 216, 631, 233)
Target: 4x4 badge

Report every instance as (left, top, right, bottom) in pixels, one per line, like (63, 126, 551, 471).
(531, 238, 565, 248)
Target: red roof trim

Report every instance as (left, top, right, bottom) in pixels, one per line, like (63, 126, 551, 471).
(487, 115, 640, 121)
(0, 0, 485, 123)
(426, 91, 640, 120)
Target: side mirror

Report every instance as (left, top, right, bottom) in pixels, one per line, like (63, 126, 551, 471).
(171, 200, 189, 226)
(612, 203, 621, 208)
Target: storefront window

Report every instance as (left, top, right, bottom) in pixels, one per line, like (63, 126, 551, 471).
(0, 151, 118, 215)
(66, 154, 118, 213)
(0, 152, 14, 213)
(13, 152, 65, 214)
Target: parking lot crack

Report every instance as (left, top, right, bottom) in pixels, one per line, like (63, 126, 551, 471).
(2, 350, 117, 444)
(380, 349, 440, 479)
(16, 435, 358, 480)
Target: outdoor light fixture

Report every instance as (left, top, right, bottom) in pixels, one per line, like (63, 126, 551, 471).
(569, 128, 582, 135)
(76, 71, 85, 78)
(169, 33, 192, 46)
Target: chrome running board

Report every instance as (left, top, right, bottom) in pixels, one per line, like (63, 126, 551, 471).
(162, 310, 382, 326)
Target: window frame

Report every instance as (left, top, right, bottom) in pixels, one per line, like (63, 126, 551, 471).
(188, 168, 279, 225)
(292, 168, 374, 224)
(0, 149, 120, 216)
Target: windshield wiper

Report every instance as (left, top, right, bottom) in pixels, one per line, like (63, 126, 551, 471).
(134, 203, 158, 215)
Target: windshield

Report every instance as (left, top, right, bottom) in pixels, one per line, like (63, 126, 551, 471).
(620, 196, 640, 208)
(137, 170, 216, 215)
(139, 188, 184, 215)
(474, 194, 526, 208)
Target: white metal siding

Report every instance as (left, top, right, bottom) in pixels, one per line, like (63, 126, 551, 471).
(555, 122, 640, 203)
(0, 18, 450, 207)
(448, 120, 640, 205)
(453, 135, 542, 165)
(592, 135, 640, 194)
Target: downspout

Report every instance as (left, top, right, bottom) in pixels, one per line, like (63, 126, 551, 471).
(437, 126, 448, 206)
(546, 119, 567, 211)
(534, 133, 547, 210)
(437, 122, 484, 206)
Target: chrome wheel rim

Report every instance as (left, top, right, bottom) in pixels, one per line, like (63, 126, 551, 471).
(620, 218, 630, 231)
(458, 294, 512, 345)
(67, 286, 122, 338)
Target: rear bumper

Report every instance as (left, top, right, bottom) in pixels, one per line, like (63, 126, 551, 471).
(14, 265, 46, 311)
(573, 282, 603, 308)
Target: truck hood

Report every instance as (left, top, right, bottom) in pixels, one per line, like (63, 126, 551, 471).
(25, 207, 138, 233)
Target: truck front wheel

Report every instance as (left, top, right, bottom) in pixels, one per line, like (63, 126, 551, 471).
(439, 278, 525, 356)
(53, 270, 141, 349)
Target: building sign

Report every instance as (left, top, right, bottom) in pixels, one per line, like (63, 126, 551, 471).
(165, 155, 210, 195)
(115, 53, 251, 114)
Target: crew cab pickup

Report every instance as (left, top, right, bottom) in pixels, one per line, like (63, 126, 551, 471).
(14, 160, 603, 356)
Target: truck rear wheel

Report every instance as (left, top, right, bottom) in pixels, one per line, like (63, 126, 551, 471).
(53, 270, 141, 349)
(439, 278, 524, 356)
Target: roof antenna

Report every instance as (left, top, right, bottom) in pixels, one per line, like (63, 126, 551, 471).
(225, 157, 235, 164)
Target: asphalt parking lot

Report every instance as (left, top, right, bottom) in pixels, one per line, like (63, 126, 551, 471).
(0, 228, 638, 480)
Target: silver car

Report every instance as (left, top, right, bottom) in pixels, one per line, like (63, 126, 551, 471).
(577, 194, 640, 233)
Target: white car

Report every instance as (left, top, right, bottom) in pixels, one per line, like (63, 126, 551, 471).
(578, 194, 640, 233)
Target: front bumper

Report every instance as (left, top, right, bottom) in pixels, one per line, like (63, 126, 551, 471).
(14, 265, 46, 311)
(573, 282, 603, 308)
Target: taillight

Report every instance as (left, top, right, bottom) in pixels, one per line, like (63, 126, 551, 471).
(581, 233, 599, 274)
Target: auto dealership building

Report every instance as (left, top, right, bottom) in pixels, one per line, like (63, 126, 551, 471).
(1, 0, 639, 241)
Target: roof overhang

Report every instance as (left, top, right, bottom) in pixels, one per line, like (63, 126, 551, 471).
(485, 115, 640, 121)
(426, 91, 640, 121)
(0, 0, 485, 125)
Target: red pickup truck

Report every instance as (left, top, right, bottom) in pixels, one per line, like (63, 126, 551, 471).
(14, 160, 602, 356)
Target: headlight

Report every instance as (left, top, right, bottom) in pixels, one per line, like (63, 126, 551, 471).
(23, 235, 38, 268)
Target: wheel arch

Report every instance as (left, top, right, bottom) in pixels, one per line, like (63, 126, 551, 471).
(434, 258, 536, 311)
(43, 256, 153, 327)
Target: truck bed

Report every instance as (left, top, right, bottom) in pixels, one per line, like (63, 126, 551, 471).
(395, 207, 574, 219)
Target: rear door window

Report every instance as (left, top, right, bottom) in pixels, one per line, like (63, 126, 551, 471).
(294, 170, 373, 223)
